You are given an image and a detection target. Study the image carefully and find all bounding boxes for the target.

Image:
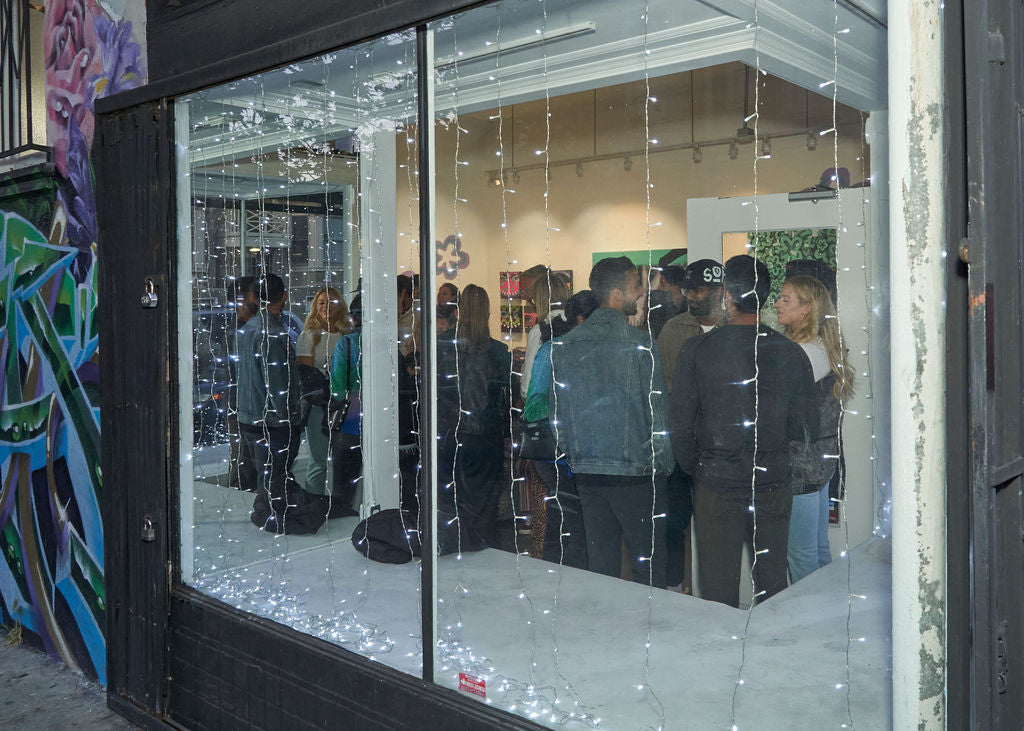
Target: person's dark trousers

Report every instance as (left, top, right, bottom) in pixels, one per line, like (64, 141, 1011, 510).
(693, 481, 792, 608)
(227, 413, 258, 491)
(453, 432, 505, 547)
(329, 431, 362, 518)
(242, 424, 327, 534)
(532, 459, 588, 570)
(575, 473, 667, 588)
(664, 465, 694, 587)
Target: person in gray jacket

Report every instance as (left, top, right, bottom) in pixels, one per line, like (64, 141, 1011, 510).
(237, 272, 327, 535)
(551, 257, 673, 588)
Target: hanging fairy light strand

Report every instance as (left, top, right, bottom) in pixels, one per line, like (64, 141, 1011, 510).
(825, 1, 857, 727)
(637, 1, 666, 728)
(731, 1, 767, 726)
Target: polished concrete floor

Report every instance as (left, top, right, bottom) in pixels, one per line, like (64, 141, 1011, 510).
(184, 469, 893, 730)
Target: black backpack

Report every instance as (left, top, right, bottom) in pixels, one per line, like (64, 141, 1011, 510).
(350, 508, 489, 563)
(351, 509, 421, 564)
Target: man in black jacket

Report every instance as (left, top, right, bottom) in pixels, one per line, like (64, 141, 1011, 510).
(670, 255, 814, 607)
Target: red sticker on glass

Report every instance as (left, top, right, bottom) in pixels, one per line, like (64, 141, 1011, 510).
(459, 672, 487, 698)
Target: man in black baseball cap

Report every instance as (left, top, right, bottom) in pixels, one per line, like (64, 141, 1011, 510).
(658, 259, 725, 390)
(654, 258, 725, 592)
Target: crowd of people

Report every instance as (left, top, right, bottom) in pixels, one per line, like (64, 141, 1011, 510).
(224, 252, 851, 608)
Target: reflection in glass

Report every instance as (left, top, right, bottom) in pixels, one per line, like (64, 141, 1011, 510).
(430, 0, 892, 728)
(177, 31, 423, 673)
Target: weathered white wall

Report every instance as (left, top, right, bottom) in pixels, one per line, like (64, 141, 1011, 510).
(888, 1, 947, 729)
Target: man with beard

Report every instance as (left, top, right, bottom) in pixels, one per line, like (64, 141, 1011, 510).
(551, 257, 673, 587)
(654, 259, 725, 591)
(657, 259, 724, 392)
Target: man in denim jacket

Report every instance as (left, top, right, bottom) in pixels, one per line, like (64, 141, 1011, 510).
(550, 257, 673, 587)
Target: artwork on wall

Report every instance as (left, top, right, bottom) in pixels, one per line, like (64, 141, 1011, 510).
(499, 271, 521, 299)
(436, 234, 470, 280)
(500, 303, 524, 333)
(0, 0, 146, 685)
(747, 228, 838, 304)
(592, 249, 677, 267)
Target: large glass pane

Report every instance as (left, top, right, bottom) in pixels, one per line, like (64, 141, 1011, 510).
(429, 1, 892, 727)
(176, 31, 424, 673)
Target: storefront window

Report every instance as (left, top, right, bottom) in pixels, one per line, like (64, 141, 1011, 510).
(172, 0, 893, 723)
(427, 0, 891, 727)
(176, 30, 424, 673)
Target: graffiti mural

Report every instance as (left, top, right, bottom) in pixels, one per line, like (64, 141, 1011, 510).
(0, 0, 145, 683)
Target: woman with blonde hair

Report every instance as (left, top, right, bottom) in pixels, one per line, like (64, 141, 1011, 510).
(774, 273, 853, 583)
(297, 286, 350, 500)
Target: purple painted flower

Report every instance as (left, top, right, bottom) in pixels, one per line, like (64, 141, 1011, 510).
(90, 16, 145, 102)
(59, 117, 97, 282)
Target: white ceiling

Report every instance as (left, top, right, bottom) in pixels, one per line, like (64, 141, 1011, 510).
(185, 0, 887, 187)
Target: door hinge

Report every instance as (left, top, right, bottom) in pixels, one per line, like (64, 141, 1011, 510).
(959, 237, 969, 263)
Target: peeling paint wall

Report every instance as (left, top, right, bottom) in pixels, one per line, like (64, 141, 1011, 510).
(888, 1, 947, 729)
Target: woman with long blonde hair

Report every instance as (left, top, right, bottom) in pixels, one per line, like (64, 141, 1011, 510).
(297, 286, 350, 500)
(774, 274, 853, 583)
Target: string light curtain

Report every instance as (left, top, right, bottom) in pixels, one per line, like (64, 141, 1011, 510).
(427, 0, 891, 728)
(172, 0, 892, 726)
(177, 30, 424, 672)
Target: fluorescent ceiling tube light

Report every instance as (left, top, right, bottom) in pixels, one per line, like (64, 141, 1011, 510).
(435, 21, 597, 68)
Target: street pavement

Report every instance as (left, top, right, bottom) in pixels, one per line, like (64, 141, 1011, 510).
(0, 636, 136, 729)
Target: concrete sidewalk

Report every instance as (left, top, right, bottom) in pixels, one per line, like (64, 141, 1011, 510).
(0, 635, 136, 729)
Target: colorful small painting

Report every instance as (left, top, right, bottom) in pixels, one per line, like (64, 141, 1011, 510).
(501, 303, 524, 332)
(500, 271, 521, 298)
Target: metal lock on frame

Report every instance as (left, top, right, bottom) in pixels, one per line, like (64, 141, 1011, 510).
(141, 277, 158, 309)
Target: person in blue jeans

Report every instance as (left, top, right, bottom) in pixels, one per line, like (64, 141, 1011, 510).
(775, 275, 854, 583)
